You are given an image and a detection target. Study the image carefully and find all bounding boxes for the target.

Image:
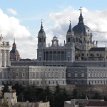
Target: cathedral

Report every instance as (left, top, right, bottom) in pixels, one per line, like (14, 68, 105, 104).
(0, 8, 107, 86)
(37, 8, 107, 66)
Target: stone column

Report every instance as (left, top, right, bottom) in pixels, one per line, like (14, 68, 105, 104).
(6, 50, 10, 67)
(0, 50, 2, 67)
(2, 50, 5, 67)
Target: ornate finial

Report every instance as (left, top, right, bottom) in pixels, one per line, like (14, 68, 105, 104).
(67, 20, 72, 32)
(14, 38, 15, 43)
(78, 7, 84, 24)
(41, 19, 43, 24)
(79, 7, 82, 14)
(40, 19, 43, 30)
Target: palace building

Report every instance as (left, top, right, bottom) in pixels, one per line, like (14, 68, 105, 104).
(0, 8, 107, 86)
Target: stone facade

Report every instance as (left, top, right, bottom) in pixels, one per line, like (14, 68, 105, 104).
(1, 8, 107, 86)
(0, 35, 10, 67)
(8, 66, 66, 86)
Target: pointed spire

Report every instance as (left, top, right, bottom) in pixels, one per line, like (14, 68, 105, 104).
(14, 38, 15, 44)
(40, 19, 43, 30)
(12, 38, 16, 49)
(67, 20, 72, 32)
(79, 7, 82, 14)
(39, 19, 44, 33)
(78, 7, 84, 24)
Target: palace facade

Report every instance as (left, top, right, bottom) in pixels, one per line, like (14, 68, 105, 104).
(0, 9, 107, 86)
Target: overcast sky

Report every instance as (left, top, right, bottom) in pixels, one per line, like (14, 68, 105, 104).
(0, 0, 107, 59)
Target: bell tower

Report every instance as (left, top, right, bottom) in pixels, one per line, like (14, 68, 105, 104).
(66, 21, 75, 46)
(66, 22, 75, 62)
(38, 21, 46, 48)
(37, 21, 46, 61)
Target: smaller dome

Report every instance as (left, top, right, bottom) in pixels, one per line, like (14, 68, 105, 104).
(10, 40, 20, 61)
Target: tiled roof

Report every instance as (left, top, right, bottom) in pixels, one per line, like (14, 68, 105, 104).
(89, 47, 106, 51)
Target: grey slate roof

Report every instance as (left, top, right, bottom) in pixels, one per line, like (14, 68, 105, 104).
(89, 47, 106, 51)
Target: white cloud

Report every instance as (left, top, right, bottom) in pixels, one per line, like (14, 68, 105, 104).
(1, 7, 107, 59)
(47, 7, 107, 47)
(7, 8, 17, 15)
(0, 8, 36, 59)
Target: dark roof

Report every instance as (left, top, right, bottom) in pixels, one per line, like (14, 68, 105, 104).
(73, 24, 91, 35)
(89, 47, 106, 51)
(86, 101, 107, 106)
(39, 22, 45, 33)
(72, 12, 91, 35)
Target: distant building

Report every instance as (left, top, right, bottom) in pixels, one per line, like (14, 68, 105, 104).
(14, 101, 50, 107)
(2, 91, 17, 107)
(10, 39, 20, 61)
(64, 99, 107, 107)
(1, 8, 107, 86)
(1, 91, 50, 107)
(9, 66, 66, 86)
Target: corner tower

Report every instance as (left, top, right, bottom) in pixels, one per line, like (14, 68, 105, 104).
(37, 21, 46, 48)
(37, 21, 46, 61)
(65, 22, 75, 62)
(66, 21, 75, 46)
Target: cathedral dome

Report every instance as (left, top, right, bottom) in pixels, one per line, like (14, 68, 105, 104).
(73, 24, 91, 35)
(73, 8, 91, 35)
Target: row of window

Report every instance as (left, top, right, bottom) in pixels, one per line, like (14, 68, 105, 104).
(15, 72, 65, 79)
(80, 52, 104, 57)
(30, 80, 66, 85)
(30, 68, 65, 72)
(30, 72, 65, 79)
(88, 73, 107, 78)
(88, 69, 107, 72)
(67, 72, 85, 77)
(88, 80, 107, 85)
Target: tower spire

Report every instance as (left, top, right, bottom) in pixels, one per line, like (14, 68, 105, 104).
(79, 7, 82, 15)
(13, 38, 16, 49)
(41, 19, 43, 30)
(39, 19, 44, 33)
(78, 7, 84, 24)
(14, 38, 15, 43)
(67, 20, 72, 32)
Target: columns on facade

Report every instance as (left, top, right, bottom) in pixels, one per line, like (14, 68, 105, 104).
(2, 50, 5, 67)
(1, 49, 10, 67)
(6, 50, 10, 67)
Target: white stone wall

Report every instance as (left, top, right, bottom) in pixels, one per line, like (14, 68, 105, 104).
(3, 92, 17, 106)
(28, 66, 67, 86)
(0, 36, 10, 67)
(9, 66, 29, 85)
(87, 67, 107, 85)
(9, 66, 67, 86)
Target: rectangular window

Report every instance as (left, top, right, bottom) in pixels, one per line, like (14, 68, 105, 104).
(81, 73, 84, 77)
(75, 73, 78, 77)
(22, 73, 25, 77)
(67, 73, 71, 77)
(16, 73, 18, 77)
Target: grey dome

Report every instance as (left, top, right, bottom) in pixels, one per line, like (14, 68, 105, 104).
(73, 12, 91, 35)
(73, 24, 91, 35)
